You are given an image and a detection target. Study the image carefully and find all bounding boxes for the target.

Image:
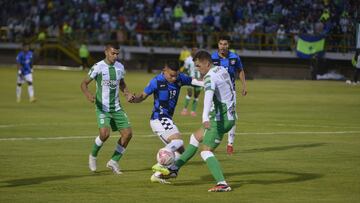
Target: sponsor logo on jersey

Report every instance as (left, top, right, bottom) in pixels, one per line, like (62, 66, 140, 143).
(101, 80, 118, 89)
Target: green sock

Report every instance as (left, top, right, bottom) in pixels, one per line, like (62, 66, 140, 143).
(111, 144, 125, 162)
(91, 144, 102, 157)
(184, 96, 190, 108)
(191, 99, 198, 112)
(175, 144, 198, 168)
(205, 156, 225, 183)
(111, 151, 123, 162)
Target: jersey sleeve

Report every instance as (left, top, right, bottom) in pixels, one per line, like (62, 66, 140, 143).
(88, 65, 99, 79)
(203, 74, 215, 91)
(235, 55, 243, 70)
(144, 78, 157, 95)
(180, 73, 193, 86)
(16, 53, 21, 63)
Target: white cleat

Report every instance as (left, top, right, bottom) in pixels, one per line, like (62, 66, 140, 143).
(150, 173, 171, 184)
(89, 154, 97, 172)
(106, 159, 122, 175)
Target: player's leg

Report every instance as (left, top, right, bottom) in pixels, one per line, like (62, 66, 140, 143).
(227, 91, 237, 154)
(24, 74, 36, 102)
(190, 87, 201, 116)
(89, 110, 111, 172)
(107, 110, 132, 174)
(181, 87, 192, 115)
(202, 120, 234, 192)
(16, 74, 24, 103)
(227, 125, 236, 155)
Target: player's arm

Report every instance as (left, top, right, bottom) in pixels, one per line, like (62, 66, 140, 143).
(202, 89, 214, 129)
(16, 54, 22, 75)
(130, 92, 150, 103)
(239, 69, 247, 96)
(80, 77, 95, 103)
(191, 78, 204, 87)
(119, 79, 134, 102)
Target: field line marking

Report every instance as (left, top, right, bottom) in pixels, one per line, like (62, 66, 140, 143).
(1, 131, 359, 141)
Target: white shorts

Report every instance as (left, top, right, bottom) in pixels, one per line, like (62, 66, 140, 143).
(17, 73, 33, 84)
(150, 118, 180, 144)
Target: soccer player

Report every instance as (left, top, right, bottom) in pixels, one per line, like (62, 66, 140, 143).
(129, 61, 203, 183)
(180, 47, 202, 117)
(81, 43, 134, 175)
(211, 35, 247, 155)
(16, 43, 36, 103)
(155, 50, 236, 192)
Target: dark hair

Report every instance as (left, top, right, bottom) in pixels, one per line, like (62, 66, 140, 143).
(22, 42, 30, 47)
(165, 60, 180, 71)
(105, 42, 119, 50)
(218, 35, 231, 42)
(193, 50, 212, 63)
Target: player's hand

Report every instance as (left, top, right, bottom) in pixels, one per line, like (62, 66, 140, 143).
(203, 121, 210, 129)
(86, 93, 95, 103)
(242, 89, 247, 96)
(126, 93, 135, 103)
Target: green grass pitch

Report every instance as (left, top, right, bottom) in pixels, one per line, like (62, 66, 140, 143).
(0, 67, 359, 202)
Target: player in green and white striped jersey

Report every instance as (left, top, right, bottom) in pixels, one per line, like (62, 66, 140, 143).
(81, 43, 135, 175)
(180, 47, 203, 117)
(154, 50, 235, 192)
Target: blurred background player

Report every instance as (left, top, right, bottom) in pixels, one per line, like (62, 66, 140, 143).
(154, 50, 236, 192)
(130, 61, 203, 184)
(351, 49, 360, 84)
(81, 43, 135, 175)
(178, 46, 190, 71)
(211, 35, 247, 155)
(180, 47, 202, 117)
(79, 43, 90, 70)
(16, 42, 36, 103)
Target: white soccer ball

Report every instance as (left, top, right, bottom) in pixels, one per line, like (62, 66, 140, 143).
(156, 148, 175, 166)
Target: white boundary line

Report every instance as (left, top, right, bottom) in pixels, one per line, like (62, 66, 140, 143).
(0, 131, 359, 141)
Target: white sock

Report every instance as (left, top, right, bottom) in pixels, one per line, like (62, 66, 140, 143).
(16, 86, 22, 99)
(217, 181, 227, 185)
(228, 125, 236, 145)
(174, 151, 181, 161)
(95, 136, 103, 147)
(28, 85, 34, 98)
(165, 139, 183, 152)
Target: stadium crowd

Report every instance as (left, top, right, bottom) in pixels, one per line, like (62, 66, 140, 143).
(0, 0, 358, 50)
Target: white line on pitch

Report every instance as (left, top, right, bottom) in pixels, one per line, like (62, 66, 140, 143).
(0, 131, 359, 141)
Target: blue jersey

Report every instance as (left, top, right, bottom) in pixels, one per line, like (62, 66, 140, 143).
(211, 51, 243, 88)
(144, 73, 193, 120)
(16, 51, 33, 75)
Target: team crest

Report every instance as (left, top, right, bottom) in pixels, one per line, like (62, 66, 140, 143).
(230, 59, 236, 65)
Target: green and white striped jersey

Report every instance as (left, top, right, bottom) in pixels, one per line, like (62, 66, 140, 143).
(88, 60, 125, 112)
(204, 66, 236, 121)
(184, 56, 201, 79)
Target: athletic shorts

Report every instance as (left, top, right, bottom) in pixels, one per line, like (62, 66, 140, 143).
(150, 117, 180, 144)
(96, 109, 131, 131)
(17, 73, 33, 84)
(202, 118, 235, 149)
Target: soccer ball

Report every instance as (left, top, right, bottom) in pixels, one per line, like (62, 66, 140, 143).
(156, 148, 175, 166)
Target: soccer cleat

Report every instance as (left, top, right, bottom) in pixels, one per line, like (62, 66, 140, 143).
(208, 184, 232, 192)
(106, 160, 122, 175)
(227, 144, 234, 155)
(190, 111, 197, 117)
(152, 163, 170, 175)
(161, 168, 178, 179)
(88, 154, 97, 172)
(180, 108, 189, 116)
(30, 97, 37, 103)
(150, 174, 171, 184)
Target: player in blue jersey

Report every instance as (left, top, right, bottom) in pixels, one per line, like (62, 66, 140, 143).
(211, 35, 247, 155)
(16, 43, 36, 103)
(130, 61, 203, 183)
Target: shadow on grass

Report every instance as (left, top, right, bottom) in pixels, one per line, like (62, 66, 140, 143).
(174, 170, 323, 189)
(242, 143, 327, 153)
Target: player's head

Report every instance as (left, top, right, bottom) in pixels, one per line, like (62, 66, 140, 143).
(22, 43, 30, 52)
(193, 50, 212, 76)
(190, 47, 198, 57)
(217, 35, 230, 56)
(104, 43, 120, 64)
(163, 60, 180, 83)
